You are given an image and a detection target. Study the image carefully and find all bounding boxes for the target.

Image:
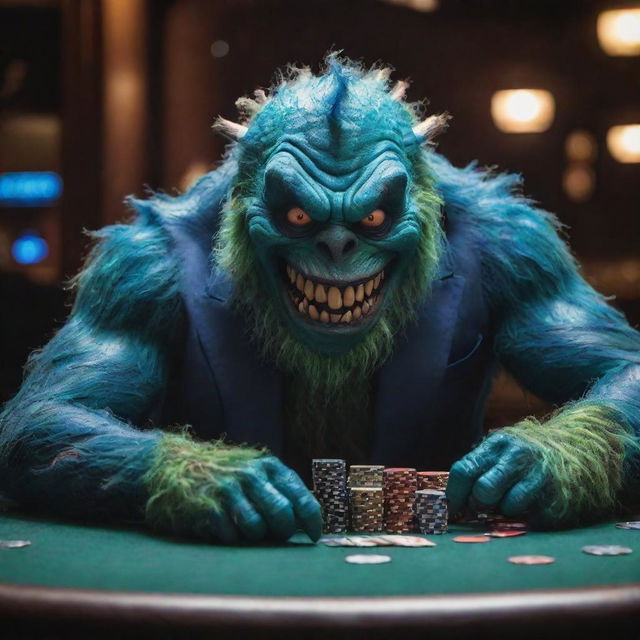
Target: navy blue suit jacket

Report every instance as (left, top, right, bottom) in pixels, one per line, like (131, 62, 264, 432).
(161, 183, 496, 475)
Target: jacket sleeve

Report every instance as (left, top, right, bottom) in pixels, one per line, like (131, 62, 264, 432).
(0, 207, 185, 521)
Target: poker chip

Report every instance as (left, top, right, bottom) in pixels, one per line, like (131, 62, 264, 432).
(312, 459, 349, 534)
(348, 465, 385, 488)
(311, 462, 450, 536)
(484, 530, 527, 538)
(616, 521, 640, 530)
(417, 471, 449, 492)
(415, 489, 448, 535)
(581, 545, 633, 556)
(486, 517, 528, 531)
(508, 555, 555, 565)
(345, 554, 392, 564)
(452, 535, 491, 543)
(0, 539, 31, 549)
(383, 468, 417, 534)
(349, 487, 384, 533)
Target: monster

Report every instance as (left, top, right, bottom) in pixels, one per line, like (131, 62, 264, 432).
(0, 56, 639, 543)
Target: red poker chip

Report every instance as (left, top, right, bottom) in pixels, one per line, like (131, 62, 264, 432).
(484, 530, 527, 538)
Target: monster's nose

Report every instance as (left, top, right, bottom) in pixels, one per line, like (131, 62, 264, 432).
(315, 226, 359, 263)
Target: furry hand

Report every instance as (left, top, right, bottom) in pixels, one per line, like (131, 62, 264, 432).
(447, 404, 636, 528)
(144, 434, 322, 543)
(446, 432, 546, 519)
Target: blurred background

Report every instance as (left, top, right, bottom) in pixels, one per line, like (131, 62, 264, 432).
(0, 0, 639, 428)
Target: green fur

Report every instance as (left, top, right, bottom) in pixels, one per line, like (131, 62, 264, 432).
(144, 432, 265, 538)
(215, 154, 443, 399)
(504, 404, 640, 527)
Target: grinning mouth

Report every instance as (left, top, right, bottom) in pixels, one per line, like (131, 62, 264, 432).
(284, 263, 385, 325)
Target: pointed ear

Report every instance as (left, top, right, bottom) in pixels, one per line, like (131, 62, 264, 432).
(212, 117, 248, 141)
(412, 113, 451, 144)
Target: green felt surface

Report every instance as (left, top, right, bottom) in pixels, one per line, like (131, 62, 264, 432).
(0, 512, 638, 597)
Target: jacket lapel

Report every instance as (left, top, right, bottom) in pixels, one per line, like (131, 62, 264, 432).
(192, 271, 284, 455)
(370, 267, 466, 466)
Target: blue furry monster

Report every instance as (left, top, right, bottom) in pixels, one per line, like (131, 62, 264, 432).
(1, 56, 639, 543)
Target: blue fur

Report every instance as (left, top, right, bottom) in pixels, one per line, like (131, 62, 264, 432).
(430, 152, 640, 456)
(0, 208, 184, 519)
(1, 94, 639, 521)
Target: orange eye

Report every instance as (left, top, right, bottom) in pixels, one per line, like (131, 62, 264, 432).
(286, 207, 312, 226)
(361, 209, 386, 228)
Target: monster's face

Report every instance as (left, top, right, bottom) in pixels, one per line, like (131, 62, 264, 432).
(245, 134, 421, 354)
(218, 60, 445, 357)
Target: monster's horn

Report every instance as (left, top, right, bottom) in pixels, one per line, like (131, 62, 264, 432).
(235, 96, 261, 119)
(390, 80, 409, 101)
(375, 67, 392, 83)
(212, 117, 248, 141)
(412, 113, 450, 143)
(254, 89, 268, 104)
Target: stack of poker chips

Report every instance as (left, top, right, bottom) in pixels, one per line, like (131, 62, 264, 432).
(348, 464, 385, 488)
(312, 459, 349, 534)
(382, 468, 417, 534)
(415, 489, 448, 534)
(417, 471, 449, 492)
(349, 487, 384, 533)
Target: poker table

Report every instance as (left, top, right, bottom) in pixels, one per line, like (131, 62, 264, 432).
(1, 510, 639, 638)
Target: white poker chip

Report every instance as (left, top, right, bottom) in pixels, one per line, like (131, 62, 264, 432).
(344, 554, 392, 564)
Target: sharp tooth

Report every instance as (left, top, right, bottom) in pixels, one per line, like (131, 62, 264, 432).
(353, 306, 362, 320)
(304, 279, 315, 301)
(355, 284, 364, 302)
(309, 305, 319, 320)
(365, 279, 374, 296)
(298, 299, 308, 314)
(315, 284, 327, 303)
(320, 310, 329, 323)
(343, 286, 355, 307)
(374, 273, 381, 289)
(330, 313, 341, 323)
(363, 301, 371, 315)
(341, 310, 352, 323)
(296, 274, 305, 292)
(289, 267, 297, 283)
(328, 286, 342, 310)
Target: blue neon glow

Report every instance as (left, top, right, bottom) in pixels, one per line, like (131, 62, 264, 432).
(12, 233, 49, 265)
(0, 172, 63, 206)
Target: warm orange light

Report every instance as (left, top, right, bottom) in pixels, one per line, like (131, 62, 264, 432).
(607, 125, 640, 163)
(565, 130, 597, 162)
(491, 90, 555, 133)
(563, 164, 595, 202)
(597, 9, 640, 56)
(383, 0, 439, 12)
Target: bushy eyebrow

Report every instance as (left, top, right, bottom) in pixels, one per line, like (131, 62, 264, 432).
(263, 156, 331, 222)
(343, 160, 409, 224)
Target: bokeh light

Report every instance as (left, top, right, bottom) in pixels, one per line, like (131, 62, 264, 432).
(491, 90, 555, 133)
(607, 125, 640, 163)
(563, 164, 595, 202)
(597, 9, 640, 56)
(565, 130, 597, 162)
(0, 171, 62, 206)
(11, 232, 49, 265)
(210, 40, 230, 58)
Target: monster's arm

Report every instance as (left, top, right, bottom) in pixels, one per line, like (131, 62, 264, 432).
(447, 178, 640, 526)
(0, 209, 321, 541)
